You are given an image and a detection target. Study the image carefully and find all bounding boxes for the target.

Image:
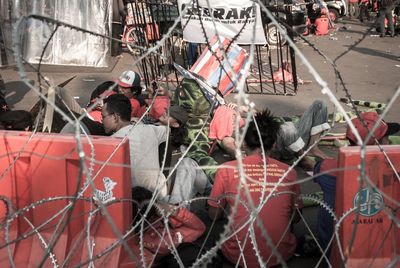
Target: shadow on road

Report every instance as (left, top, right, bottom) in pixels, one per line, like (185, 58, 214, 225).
(334, 25, 374, 63)
(347, 46, 400, 61)
(4, 81, 33, 108)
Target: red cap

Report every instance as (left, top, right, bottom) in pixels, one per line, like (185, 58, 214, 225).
(346, 112, 388, 145)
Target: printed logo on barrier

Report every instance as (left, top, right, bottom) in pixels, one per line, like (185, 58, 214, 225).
(353, 188, 384, 217)
(94, 177, 117, 203)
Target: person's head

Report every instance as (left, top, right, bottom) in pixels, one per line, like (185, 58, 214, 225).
(131, 186, 157, 229)
(244, 109, 281, 153)
(0, 110, 33, 131)
(117, 70, 142, 98)
(346, 112, 399, 145)
(87, 81, 117, 110)
(102, 94, 132, 134)
(158, 105, 189, 128)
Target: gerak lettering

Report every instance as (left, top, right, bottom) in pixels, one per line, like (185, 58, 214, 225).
(182, 5, 256, 21)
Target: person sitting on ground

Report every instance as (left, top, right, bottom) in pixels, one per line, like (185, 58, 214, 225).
(208, 102, 253, 158)
(208, 109, 302, 268)
(85, 81, 117, 122)
(139, 81, 171, 122)
(313, 111, 400, 254)
(55, 81, 115, 135)
(272, 99, 331, 169)
(0, 110, 33, 131)
(140, 104, 213, 206)
(102, 94, 179, 198)
(131, 186, 206, 265)
(173, 78, 220, 183)
(117, 70, 147, 118)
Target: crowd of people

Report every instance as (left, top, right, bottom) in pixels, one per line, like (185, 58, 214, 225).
(1, 68, 398, 267)
(304, 0, 399, 37)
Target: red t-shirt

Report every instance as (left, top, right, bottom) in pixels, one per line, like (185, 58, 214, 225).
(209, 106, 245, 141)
(142, 207, 206, 258)
(208, 154, 301, 267)
(87, 110, 102, 123)
(130, 98, 142, 118)
(139, 96, 170, 120)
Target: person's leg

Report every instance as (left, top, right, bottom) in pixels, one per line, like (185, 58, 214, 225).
(168, 157, 211, 204)
(296, 100, 331, 159)
(386, 7, 395, 36)
(187, 42, 198, 67)
(360, 3, 367, 21)
(272, 121, 303, 162)
(221, 136, 237, 158)
(378, 9, 386, 36)
(354, 3, 360, 18)
(349, 3, 354, 18)
(315, 175, 336, 254)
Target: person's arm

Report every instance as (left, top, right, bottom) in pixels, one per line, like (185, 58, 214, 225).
(151, 124, 169, 144)
(221, 136, 237, 158)
(168, 207, 206, 237)
(143, 205, 205, 256)
(207, 167, 228, 220)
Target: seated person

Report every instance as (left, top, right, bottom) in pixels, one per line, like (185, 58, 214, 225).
(272, 99, 331, 168)
(208, 109, 302, 267)
(155, 105, 212, 205)
(56, 81, 115, 135)
(85, 81, 117, 122)
(140, 81, 171, 122)
(0, 110, 32, 131)
(56, 81, 115, 123)
(208, 102, 252, 158)
(314, 111, 399, 253)
(174, 78, 220, 182)
(131, 186, 206, 265)
(117, 70, 146, 118)
(102, 94, 170, 197)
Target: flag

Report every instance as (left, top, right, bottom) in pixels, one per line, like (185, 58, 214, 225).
(190, 36, 247, 96)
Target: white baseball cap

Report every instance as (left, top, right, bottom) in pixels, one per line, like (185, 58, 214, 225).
(117, 70, 141, 88)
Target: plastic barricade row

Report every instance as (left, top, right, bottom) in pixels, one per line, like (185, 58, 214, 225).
(332, 145, 400, 267)
(0, 131, 135, 267)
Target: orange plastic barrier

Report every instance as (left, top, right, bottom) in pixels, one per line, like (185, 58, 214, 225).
(315, 17, 329, 36)
(0, 131, 134, 267)
(332, 145, 400, 267)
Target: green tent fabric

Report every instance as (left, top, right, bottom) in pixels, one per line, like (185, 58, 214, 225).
(174, 78, 218, 182)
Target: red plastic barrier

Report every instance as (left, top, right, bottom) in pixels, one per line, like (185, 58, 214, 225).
(332, 145, 400, 267)
(0, 131, 134, 267)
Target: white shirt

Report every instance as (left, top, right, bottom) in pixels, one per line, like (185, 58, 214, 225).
(112, 123, 169, 197)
